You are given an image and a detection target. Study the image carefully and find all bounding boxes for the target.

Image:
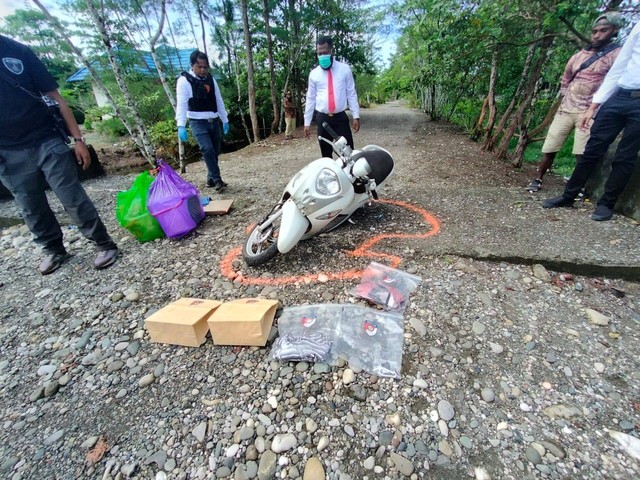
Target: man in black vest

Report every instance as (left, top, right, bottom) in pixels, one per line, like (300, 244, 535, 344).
(0, 35, 118, 275)
(176, 50, 230, 191)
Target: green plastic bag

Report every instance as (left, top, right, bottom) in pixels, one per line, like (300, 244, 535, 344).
(116, 171, 166, 242)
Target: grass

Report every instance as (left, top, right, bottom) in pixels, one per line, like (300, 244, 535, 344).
(515, 137, 577, 178)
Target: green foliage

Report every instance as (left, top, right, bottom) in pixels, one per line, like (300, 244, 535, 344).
(385, 0, 615, 141)
(95, 118, 128, 139)
(0, 9, 76, 82)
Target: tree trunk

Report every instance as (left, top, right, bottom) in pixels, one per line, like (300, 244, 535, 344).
(85, 0, 155, 162)
(471, 97, 488, 141)
(511, 91, 562, 167)
(148, 0, 176, 111)
(32, 0, 154, 164)
(197, 3, 208, 57)
(495, 34, 554, 161)
(479, 49, 498, 143)
(240, 0, 260, 142)
(483, 38, 537, 151)
(262, 0, 279, 135)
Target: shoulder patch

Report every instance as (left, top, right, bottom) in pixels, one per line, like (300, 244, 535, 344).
(2, 57, 24, 75)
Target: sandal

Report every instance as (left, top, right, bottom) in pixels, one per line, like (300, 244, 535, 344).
(527, 179, 542, 192)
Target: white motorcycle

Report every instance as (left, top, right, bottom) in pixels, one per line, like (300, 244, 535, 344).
(243, 122, 395, 266)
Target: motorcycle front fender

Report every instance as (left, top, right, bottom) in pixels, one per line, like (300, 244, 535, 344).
(277, 200, 309, 254)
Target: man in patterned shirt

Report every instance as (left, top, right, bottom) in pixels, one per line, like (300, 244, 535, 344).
(527, 13, 622, 192)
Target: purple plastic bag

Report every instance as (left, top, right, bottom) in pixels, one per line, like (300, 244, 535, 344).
(147, 161, 205, 238)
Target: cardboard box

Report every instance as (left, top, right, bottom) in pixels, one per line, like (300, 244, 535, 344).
(145, 298, 221, 347)
(208, 298, 280, 346)
(204, 199, 233, 216)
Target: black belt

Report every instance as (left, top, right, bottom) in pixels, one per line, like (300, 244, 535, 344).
(617, 88, 640, 98)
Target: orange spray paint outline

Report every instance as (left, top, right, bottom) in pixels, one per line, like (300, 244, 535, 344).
(219, 199, 441, 286)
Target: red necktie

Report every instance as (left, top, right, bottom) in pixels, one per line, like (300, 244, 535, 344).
(328, 69, 336, 114)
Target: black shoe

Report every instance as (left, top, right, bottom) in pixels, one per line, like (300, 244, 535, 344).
(542, 195, 574, 209)
(591, 205, 613, 221)
(527, 179, 542, 192)
(206, 179, 215, 187)
(214, 180, 227, 191)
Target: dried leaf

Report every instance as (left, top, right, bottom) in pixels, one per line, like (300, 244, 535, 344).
(85, 436, 108, 466)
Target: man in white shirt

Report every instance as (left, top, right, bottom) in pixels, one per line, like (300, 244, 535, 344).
(543, 19, 640, 221)
(304, 36, 360, 158)
(175, 50, 229, 191)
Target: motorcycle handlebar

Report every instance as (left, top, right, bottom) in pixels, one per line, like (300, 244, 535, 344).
(321, 121, 340, 140)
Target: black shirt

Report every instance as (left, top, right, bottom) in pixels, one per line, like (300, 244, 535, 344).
(0, 35, 60, 149)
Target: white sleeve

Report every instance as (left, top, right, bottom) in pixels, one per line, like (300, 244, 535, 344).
(592, 23, 639, 104)
(345, 64, 360, 119)
(175, 76, 190, 127)
(213, 78, 228, 124)
(304, 71, 317, 126)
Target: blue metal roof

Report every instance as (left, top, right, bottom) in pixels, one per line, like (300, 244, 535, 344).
(66, 45, 193, 82)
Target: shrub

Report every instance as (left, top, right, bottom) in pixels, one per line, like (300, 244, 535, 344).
(95, 118, 128, 138)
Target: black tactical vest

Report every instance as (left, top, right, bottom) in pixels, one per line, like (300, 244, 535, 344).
(181, 71, 218, 113)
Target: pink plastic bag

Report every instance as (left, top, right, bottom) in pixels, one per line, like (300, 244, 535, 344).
(147, 161, 204, 238)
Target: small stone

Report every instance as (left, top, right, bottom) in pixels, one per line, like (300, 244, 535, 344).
(532, 264, 551, 282)
(413, 378, 428, 389)
(525, 446, 542, 465)
(342, 369, 355, 384)
(543, 404, 581, 419)
(409, 318, 427, 337)
(29, 387, 45, 402)
(192, 422, 207, 443)
(489, 342, 504, 354)
(257, 451, 277, 480)
(459, 436, 472, 449)
(271, 433, 296, 453)
(472, 321, 486, 335)
(594, 363, 605, 373)
(303, 457, 325, 480)
(437, 400, 455, 421)
(44, 381, 59, 397)
(481, 388, 495, 402)
(363, 456, 375, 470)
(317, 436, 329, 451)
(390, 452, 414, 476)
(585, 308, 610, 326)
(438, 440, 453, 456)
(306, 418, 318, 433)
(385, 412, 401, 427)
(138, 373, 155, 388)
(43, 429, 65, 446)
(539, 440, 566, 459)
(619, 420, 635, 431)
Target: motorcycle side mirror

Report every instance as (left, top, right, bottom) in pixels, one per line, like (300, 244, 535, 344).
(352, 157, 372, 178)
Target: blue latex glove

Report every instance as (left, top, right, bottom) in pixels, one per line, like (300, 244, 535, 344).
(223, 123, 230, 135)
(178, 126, 188, 142)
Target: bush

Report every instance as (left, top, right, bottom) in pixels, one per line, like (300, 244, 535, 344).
(149, 119, 200, 162)
(95, 118, 128, 138)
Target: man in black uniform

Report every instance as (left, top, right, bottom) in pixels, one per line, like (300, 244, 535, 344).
(175, 50, 230, 191)
(0, 35, 118, 275)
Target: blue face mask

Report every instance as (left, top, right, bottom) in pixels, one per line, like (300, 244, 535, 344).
(318, 54, 332, 70)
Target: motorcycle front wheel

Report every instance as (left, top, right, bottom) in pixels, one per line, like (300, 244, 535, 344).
(243, 206, 282, 266)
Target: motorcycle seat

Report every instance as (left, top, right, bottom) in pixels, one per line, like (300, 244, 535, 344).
(351, 149, 394, 185)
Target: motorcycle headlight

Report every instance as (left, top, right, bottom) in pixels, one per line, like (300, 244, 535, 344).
(316, 168, 341, 196)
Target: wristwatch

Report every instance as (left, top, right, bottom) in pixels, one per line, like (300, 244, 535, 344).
(73, 136, 85, 143)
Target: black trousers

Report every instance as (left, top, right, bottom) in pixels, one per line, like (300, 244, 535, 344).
(316, 111, 354, 158)
(563, 89, 640, 208)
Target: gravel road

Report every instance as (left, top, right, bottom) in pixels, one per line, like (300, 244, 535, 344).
(0, 101, 638, 480)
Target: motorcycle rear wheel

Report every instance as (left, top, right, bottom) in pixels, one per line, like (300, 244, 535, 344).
(243, 207, 282, 266)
